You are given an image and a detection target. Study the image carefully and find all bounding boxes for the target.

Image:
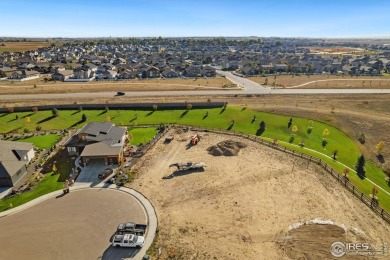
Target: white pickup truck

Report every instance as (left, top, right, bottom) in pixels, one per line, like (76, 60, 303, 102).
(112, 234, 145, 248)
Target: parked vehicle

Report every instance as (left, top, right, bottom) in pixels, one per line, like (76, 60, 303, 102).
(112, 234, 145, 248)
(98, 168, 113, 179)
(116, 222, 147, 236)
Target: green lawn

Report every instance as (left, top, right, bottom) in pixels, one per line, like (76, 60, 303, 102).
(128, 127, 159, 146)
(0, 173, 63, 212)
(0, 148, 72, 212)
(18, 134, 61, 149)
(0, 106, 388, 212)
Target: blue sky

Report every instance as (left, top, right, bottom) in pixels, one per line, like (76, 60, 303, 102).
(1, 0, 390, 38)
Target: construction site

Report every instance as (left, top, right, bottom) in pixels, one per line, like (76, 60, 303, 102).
(128, 128, 390, 259)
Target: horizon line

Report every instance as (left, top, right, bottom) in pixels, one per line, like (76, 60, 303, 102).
(1, 35, 390, 40)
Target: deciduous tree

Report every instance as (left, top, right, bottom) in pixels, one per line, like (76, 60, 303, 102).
(292, 125, 298, 134)
(343, 168, 350, 178)
(376, 141, 384, 155)
(322, 128, 329, 138)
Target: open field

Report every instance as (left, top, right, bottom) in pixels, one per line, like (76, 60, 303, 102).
(0, 105, 388, 212)
(0, 41, 52, 53)
(130, 132, 390, 259)
(0, 77, 232, 94)
(306, 47, 379, 55)
(249, 75, 390, 88)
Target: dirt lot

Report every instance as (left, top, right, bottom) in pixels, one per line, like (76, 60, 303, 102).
(249, 75, 390, 88)
(0, 41, 53, 53)
(309, 47, 363, 53)
(0, 77, 232, 94)
(129, 131, 390, 259)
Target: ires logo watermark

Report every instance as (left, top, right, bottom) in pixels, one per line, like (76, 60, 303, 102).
(330, 241, 388, 257)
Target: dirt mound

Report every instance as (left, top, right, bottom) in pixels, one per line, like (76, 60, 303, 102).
(207, 140, 247, 156)
(277, 223, 369, 260)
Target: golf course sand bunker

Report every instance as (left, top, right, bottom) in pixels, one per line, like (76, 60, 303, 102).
(207, 139, 247, 156)
(130, 131, 390, 259)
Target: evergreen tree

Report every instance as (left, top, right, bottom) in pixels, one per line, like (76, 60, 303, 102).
(356, 155, 366, 178)
(52, 108, 59, 117)
(82, 113, 87, 122)
(287, 117, 293, 128)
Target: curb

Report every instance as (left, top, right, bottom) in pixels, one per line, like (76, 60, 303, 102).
(0, 184, 157, 260)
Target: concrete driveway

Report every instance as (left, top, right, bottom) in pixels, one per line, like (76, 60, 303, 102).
(76, 159, 117, 185)
(0, 188, 147, 260)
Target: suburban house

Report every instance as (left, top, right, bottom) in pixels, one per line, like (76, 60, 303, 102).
(8, 70, 40, 80)
(96, 69, 117, 79)
(73, 68, 93, 79)
(143, 66, 160, 78)
(118, 69, 138, 79)
(52, 70, 74, 81)
(0, 140, 35, 187)
(184, 66, 201, 77)
(161, 68, 179, 78)
(65, 122, 127, 165)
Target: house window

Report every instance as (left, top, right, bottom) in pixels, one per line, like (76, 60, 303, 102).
(16, 169, 22, 176)
(67, 147, 77, 153)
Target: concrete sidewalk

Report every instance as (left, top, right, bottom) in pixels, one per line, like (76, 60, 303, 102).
(0, 184, 158, 260)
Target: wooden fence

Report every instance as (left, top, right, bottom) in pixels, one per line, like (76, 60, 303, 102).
(131, 123, 390, 224)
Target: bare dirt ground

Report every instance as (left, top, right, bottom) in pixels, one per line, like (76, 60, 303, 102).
(309, 47, 363, 53)
(249, 75, 390, 89)
(129, 131, 390, 259)
(0, 77, 232, 94)
(0, 41, 53, 53)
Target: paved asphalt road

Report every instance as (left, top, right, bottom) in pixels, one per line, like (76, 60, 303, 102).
(0, 189, 146, 260)
(215, 70, 269, 91)
(1, 72, 390, 101)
